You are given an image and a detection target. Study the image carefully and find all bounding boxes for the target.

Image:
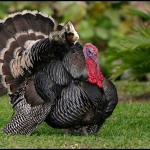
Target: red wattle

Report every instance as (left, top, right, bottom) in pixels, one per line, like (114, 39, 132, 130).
(86, 58, 104, 88)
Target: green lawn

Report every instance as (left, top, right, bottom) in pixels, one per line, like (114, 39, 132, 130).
(0, 95, 150, 149)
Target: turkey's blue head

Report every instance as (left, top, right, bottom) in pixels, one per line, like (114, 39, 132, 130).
(83, 43, 105, 88)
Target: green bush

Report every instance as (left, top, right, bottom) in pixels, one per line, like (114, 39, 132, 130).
(105, 9, 150, 80)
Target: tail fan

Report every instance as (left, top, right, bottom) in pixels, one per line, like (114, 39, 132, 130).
(0, 75, 7, 96)
(0, 10, 55, 94)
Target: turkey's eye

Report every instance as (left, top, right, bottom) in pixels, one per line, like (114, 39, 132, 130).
(86, 48, 93, 56)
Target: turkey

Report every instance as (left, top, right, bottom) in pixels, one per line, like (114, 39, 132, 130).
(4, 41, 117, 135)
(0, 11, 118, 135)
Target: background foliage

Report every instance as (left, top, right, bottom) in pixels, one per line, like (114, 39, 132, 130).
(0, 1, 149, 80)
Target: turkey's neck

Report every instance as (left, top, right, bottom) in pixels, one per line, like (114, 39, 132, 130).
(86, 58, 105, 88)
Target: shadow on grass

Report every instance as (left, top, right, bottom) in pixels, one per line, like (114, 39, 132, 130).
(32, 123, 100, 137)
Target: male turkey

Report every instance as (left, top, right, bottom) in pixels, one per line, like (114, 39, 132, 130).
(0, 11, 118, 135)
(4, 41, 117, 135)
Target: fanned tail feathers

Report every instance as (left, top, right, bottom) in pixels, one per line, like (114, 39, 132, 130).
(0, 75, 7, 96)
(0, 10, 55, 94)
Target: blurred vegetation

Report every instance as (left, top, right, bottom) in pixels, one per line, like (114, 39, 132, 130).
(0, 1, 149, 81)
(106, 9, 150, 81)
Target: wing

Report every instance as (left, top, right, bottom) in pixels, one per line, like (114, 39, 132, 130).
(44, 60, 72, 85)
(32, 60, 72, 104)
(45, 83, 92, 128)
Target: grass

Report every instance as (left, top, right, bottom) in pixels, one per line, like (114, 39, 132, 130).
(0, 95, 150, 149)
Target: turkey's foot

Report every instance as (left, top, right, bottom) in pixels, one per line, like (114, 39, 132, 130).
(63, 124, 100, 136)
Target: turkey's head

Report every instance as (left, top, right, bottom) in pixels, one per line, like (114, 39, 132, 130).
(83, 43, 105, 88)
(49, 21, 79, 45)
